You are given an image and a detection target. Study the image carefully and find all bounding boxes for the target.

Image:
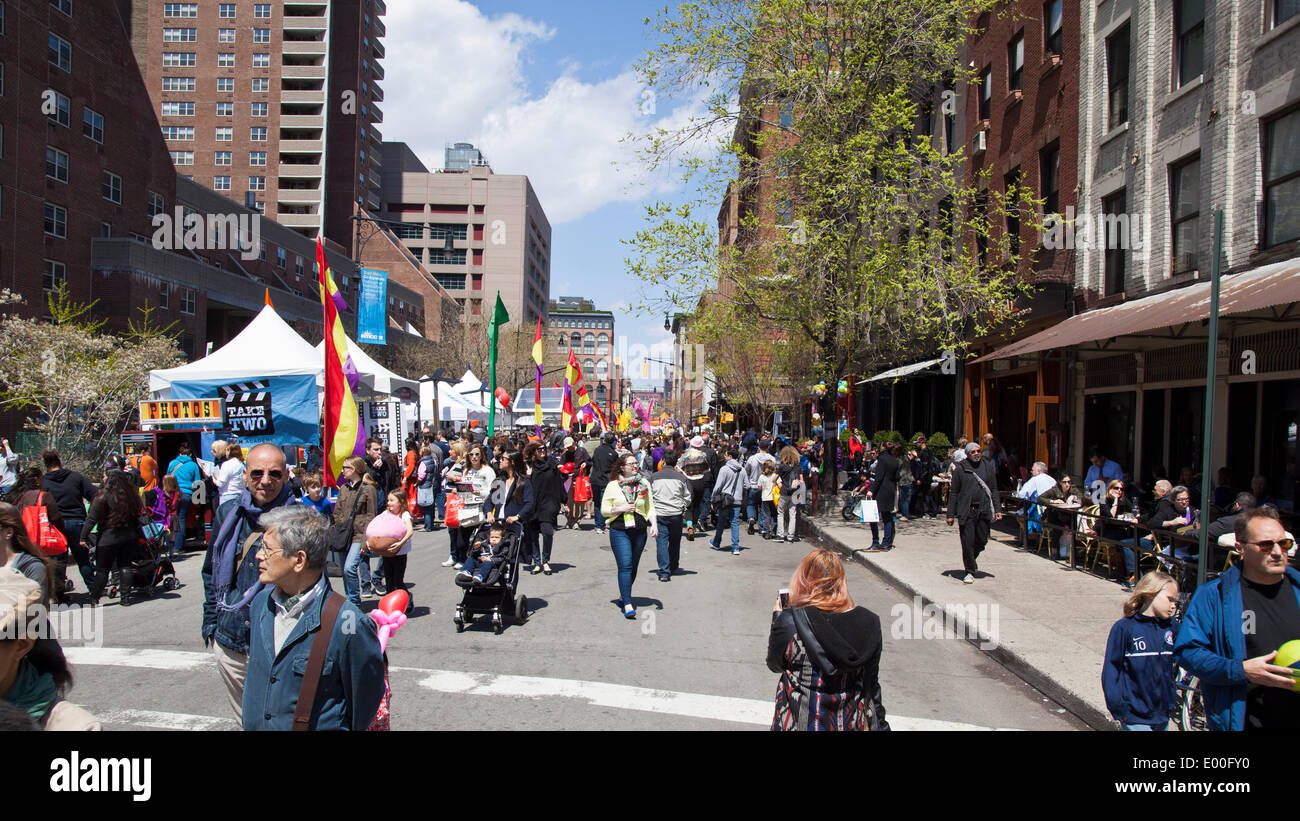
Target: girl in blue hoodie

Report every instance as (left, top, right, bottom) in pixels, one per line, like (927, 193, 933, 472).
(1103, 571, 1180, 730)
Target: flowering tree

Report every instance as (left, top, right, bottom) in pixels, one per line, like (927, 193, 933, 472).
(0, 287, 184, 474)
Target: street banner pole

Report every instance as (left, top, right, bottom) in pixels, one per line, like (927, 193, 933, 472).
(1196, 209, 1224, 589)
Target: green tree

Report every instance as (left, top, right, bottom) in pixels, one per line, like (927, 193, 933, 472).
(624, 0, 1042, 504)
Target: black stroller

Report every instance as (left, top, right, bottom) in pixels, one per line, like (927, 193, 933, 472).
(99, 518, 180, 601)
(453, 522, 527, 634)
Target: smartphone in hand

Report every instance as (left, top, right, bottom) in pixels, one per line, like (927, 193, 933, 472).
(779, 588, 790, 609)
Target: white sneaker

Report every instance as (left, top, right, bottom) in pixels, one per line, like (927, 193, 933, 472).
(963, 573, 974, 584)
(454, 562, 464, 570)
(441, 558, 455, 567)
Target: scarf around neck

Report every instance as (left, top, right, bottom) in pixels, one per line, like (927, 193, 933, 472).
(4, 659, 57, 723)
(212, 485, 295, 612)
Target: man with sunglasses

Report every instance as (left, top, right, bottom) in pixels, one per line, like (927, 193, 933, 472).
(202, 443, 300, 721)
(1174, 507, 1300, 731)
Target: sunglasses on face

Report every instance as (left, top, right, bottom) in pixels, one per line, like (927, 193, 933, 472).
(249, 469, 284, 481)
(1241, 538, 1294, 552)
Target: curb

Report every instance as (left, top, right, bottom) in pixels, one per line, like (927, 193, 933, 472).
(801, 516, 1114, 731)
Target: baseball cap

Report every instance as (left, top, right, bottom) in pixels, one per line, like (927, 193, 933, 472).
(563, 437, 574, 449)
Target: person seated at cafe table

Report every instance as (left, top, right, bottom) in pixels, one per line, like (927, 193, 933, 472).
(1038, 474, 1081, 559)
(1134, 484, 1201, 570)
(1092, 480, 1139, 589)
(1015, 461, 1057, 501)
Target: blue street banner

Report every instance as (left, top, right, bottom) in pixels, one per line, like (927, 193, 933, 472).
(170, 374, 320, 448)
(357, 267, 388, 345)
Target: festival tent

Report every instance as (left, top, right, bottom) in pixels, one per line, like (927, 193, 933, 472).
(438, 381, 490, 423)
(314, 335, 417, 400)
(147, 304, 324, 446)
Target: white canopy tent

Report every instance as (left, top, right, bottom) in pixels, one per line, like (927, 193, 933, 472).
(314, 335, 418, 400)
(148, 304, 328, 396)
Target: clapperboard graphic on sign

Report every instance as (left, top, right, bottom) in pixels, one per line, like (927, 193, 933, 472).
(221, 381, 275, 434)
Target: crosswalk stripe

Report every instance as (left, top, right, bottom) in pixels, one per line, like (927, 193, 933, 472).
(66, 647, 1015, 731)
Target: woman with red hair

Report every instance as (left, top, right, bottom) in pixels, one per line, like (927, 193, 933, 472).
(767, 548, 887, 731)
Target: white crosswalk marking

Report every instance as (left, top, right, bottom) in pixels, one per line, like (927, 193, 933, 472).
(66, 647, 1016, 731)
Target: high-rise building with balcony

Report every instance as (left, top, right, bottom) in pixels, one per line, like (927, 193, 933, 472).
(127, 0, 386, 245)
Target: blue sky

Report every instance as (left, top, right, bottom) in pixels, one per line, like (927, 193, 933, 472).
(382, 0, 711, 388)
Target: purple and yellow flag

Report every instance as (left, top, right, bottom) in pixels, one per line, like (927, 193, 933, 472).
(318, 238, 364, 488)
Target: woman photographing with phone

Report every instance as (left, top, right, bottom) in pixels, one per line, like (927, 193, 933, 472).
(600, 453, 657, 620)
(767, 548, 888, 731)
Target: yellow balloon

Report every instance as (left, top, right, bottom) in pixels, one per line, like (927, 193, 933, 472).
(1276, 639, 1300, 694)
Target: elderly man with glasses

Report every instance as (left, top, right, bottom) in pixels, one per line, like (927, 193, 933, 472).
(202, 443, 301, 721)
(243, 505, 383, 731)
(1174, 507, 1300, 731)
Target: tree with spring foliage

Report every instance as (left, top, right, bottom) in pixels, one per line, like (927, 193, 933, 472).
(623, 0, 1043, 505)
(0, 287, 184, 474)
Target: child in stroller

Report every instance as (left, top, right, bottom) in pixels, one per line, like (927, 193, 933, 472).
(453, 521, 527, 634)
(458, 524, 508, 586)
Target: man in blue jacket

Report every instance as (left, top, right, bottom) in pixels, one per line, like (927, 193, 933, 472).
(1173, 507, 1300, 731)
(202, 443, 299, 720)
(243, 505, 384, 731)
(165, 442, 204, 556)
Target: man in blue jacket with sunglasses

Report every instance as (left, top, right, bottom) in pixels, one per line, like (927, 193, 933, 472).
(1173, 507, 1300, 731)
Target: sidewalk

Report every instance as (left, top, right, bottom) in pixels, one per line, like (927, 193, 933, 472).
(802, 511, 1123, 730)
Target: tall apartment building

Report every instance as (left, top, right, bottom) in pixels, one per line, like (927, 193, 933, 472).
(380, 141, 551, 326)
(127, 0, 386, 244)
(959, 0, 1079, 469)
(548, 296, 615, 410)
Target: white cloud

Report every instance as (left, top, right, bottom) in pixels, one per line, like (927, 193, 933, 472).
(381, 0, 717, 224)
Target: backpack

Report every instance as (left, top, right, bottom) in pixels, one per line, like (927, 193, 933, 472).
(126, 455, 145, 488)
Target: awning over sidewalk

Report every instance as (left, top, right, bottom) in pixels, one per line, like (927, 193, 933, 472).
(857, 357, 944, 384)
(973, 258, 1300, 363)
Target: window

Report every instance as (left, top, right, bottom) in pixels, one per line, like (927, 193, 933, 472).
(276, 247, 285, 268)
(1102, 189, 1127, 295)
(170, 151, 194, 166)
(162, 28, 197, 43)
(1169, 156, 1201, 273)
(1175, 0, 1205, 88)
(48, 91, 69, 126)
(219, 3, 236, 18)
(1008, 32, 1024, 92)
(778, 98, 793, 128)
(148, 192, 165, 218)
(253, 28, 270, 43)
(249, 176, 265, 191)
(161, 126, 194, 141)
(217, 77, 234, 93)
(159, 282, 168, 309)
(556, 334, 566, 349)
(1107, 23, 1130, 131)
(571, 332, 581, 349)
(427, 249, 466, 265)
(250, 151, 266, 166)
(218, 28, 235, 43)
(251, 102, 267, 117)
(251, 78, 269, 92)
(215, 151, 232, 165)
(433, 274, 466, 290)
(584, 359, 595, 376)
(1263, 108, 1300, 247)
(80, 108, 103, 144)
(250, 127, 267, 141)
(253, 3, 271, 17)
(215, 127, 232, 141)
(1041, 143, 1060, 216)
(102, 171, 122, 204)
(216, 102, 233, 116)
(180, 287, 195, 315)
(100, 222, 111, 238)
(978, 67, 991, 120)
(393, 223, 422, 239)
(160, 101, 193, 117)
(214, 176, 231, 191)
(163, 3, 197, 16)
(427, 223, 467, 240)
(50, 0, 72, 15)
(595, 360, 609, 381)
(1044, 0, 1063, 56)
(597, 333, 609, 354)
(252, 54, 270, 68)
(1274, 0, 1300, 28)
(218, 53, 235, 67)
(43, 260, 66, 291)
(48, 33, 71, 72)
(44, 203, 67, 238)
(583, 333, 595, 353)
(1004, 167, 1022, 256)
(163, 52, 196, 67)
(45, 147, 68, 183)
(295, 257, 304, 277)
(162, 77, 195, 91)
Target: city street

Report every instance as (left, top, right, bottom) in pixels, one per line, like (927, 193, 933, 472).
(63, 523, 1085, 731)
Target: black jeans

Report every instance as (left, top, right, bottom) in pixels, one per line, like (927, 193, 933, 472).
(381, 555, 409, 604)
(913, 481, 934, 517)
(90, 537, 137, 600)
(958, 516, 991, 572)
(61, 519, 92, 590)
(523, 521, 555, 564)
(870, 510, 896, 548)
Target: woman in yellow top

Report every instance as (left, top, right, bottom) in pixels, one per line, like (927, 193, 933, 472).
(600, 452, 658, 619)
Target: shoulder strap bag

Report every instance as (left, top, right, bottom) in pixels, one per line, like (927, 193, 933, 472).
(292, 592, 345, 731)
(327, 488, 365, 553)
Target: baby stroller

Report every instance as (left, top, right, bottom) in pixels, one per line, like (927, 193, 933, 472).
(100, 518, 180, 602)
(453, 522, 527, 635)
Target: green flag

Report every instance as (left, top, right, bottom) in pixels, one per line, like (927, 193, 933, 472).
(487, 292, 509, 434)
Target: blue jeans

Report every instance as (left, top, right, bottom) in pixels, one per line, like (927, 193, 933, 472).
(1121, 537, 1151, 577)
(745, 488, 761, 522)
(697, 485, 712, 525)
(462, 555, 494, 581)
(870, 511, 896, 548)
(898, 485, 913, 518)
(608, 527, 647, 607)
(423, 507, 436, 532)
(523, 521, 554, 564)
(656, 514, 683, 577)
(592, 486, 607, 531)
(712, 505, 740, 550)
(343, 540, 373, 607)
(1122, 721, 1167, 731)
(436, 488, 446, 519)
(172, 497, 192, 556)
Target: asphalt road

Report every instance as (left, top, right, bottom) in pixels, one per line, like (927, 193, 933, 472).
(60, 521, 1087, 731)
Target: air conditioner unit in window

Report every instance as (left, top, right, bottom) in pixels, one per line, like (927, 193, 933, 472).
(973, 129, 988, 153)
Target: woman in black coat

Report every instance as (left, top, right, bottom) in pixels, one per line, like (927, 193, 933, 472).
(80, 470, 143, 607)
(867, 443, 901, 550)
(524, 441, 567, 575)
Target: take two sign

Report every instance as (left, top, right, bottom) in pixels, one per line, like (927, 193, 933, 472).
(221, 381, 275, 434)
(139, 399, 225, 427)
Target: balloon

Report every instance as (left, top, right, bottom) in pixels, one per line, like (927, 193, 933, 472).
(1276, 640, 1300, 693)
(378, 589, 409, 615)
(368, 609, 407, 654)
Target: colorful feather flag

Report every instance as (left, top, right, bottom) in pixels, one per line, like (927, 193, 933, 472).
(561, 350, 578, 430)
(317, 238, 364, 489)
(486, 292, 509, 435)
(531, 316, 544, 429)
